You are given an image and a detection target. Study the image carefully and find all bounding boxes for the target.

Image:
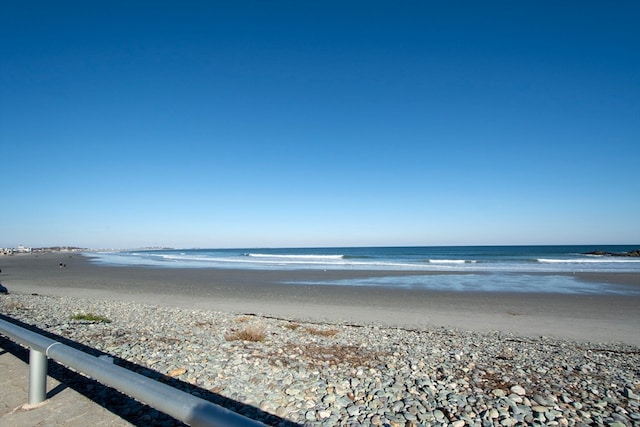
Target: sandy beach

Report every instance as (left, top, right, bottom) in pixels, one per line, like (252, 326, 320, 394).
(1, 252, 639, 346)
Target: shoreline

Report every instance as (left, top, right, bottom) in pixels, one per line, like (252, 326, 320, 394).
(1, 252, 639, 346)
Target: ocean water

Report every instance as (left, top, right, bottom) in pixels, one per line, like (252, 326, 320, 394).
(85, 245, 640, 294)
(87, 245, 640, 272)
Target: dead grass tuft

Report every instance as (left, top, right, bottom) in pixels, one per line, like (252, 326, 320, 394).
(234, 315, 255, 323)
(266, 343, 380, 368)
(3, 301, 26, 311)
(479, 369, 512, 391)
(305, 327, 339, 337)
(225, 324, 266, 342)
(283, 323, 301, 331)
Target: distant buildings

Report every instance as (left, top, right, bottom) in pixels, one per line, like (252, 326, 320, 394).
(0, 246, 85, 255)
(0, 245, 31, 255)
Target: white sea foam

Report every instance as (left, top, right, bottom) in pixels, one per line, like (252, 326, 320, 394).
(245, 253, 344, 260)
(428, 259, 474, 264)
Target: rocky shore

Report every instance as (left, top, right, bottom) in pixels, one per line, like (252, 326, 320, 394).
(583, 250, 640, 257)
(1, 293, 639, 426)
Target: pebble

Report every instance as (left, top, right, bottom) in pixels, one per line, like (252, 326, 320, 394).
(2, 293, 640, 426)
(510, 384, 526, 396)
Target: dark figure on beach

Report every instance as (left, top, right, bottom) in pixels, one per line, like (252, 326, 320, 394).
(0, 283, 8, 294)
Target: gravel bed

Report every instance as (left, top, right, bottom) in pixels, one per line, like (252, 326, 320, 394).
(1, 293, 639, 427)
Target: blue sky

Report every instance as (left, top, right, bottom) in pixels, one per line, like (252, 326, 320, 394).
(1, 1, 639, 249)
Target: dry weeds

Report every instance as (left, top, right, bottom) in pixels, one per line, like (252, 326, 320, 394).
(266, 343, 381, 368)
(2, 301, 26, 311)
(305, 327, 339, 337)
(225, 324, 266, 342)
(283, 323, 301, 331)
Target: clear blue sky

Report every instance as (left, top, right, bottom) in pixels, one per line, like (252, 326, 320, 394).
(1, 1, 639, 249)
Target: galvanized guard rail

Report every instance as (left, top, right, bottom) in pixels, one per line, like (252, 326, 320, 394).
(0, 317, 266, 427)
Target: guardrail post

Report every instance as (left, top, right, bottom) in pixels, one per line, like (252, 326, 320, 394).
(28, 348, 47, 404)
(2, 317, 267, 426)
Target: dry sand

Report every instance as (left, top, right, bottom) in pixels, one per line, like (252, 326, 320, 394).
(1, 252, 639, 346)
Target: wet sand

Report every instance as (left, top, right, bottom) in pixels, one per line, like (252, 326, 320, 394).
(1, 253, 639, 345)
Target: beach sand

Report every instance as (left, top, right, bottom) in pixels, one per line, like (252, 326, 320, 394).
(1, 252, 639, 346)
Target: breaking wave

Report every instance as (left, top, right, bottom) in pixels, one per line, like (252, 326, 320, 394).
(244, 253, 344, 260)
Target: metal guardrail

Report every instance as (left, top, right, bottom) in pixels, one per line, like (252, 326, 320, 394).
(0, 317, 266, 427)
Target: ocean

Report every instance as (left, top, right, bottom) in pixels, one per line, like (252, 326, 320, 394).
(85, 245, 640, 295)
(87, 245, 640, 273)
